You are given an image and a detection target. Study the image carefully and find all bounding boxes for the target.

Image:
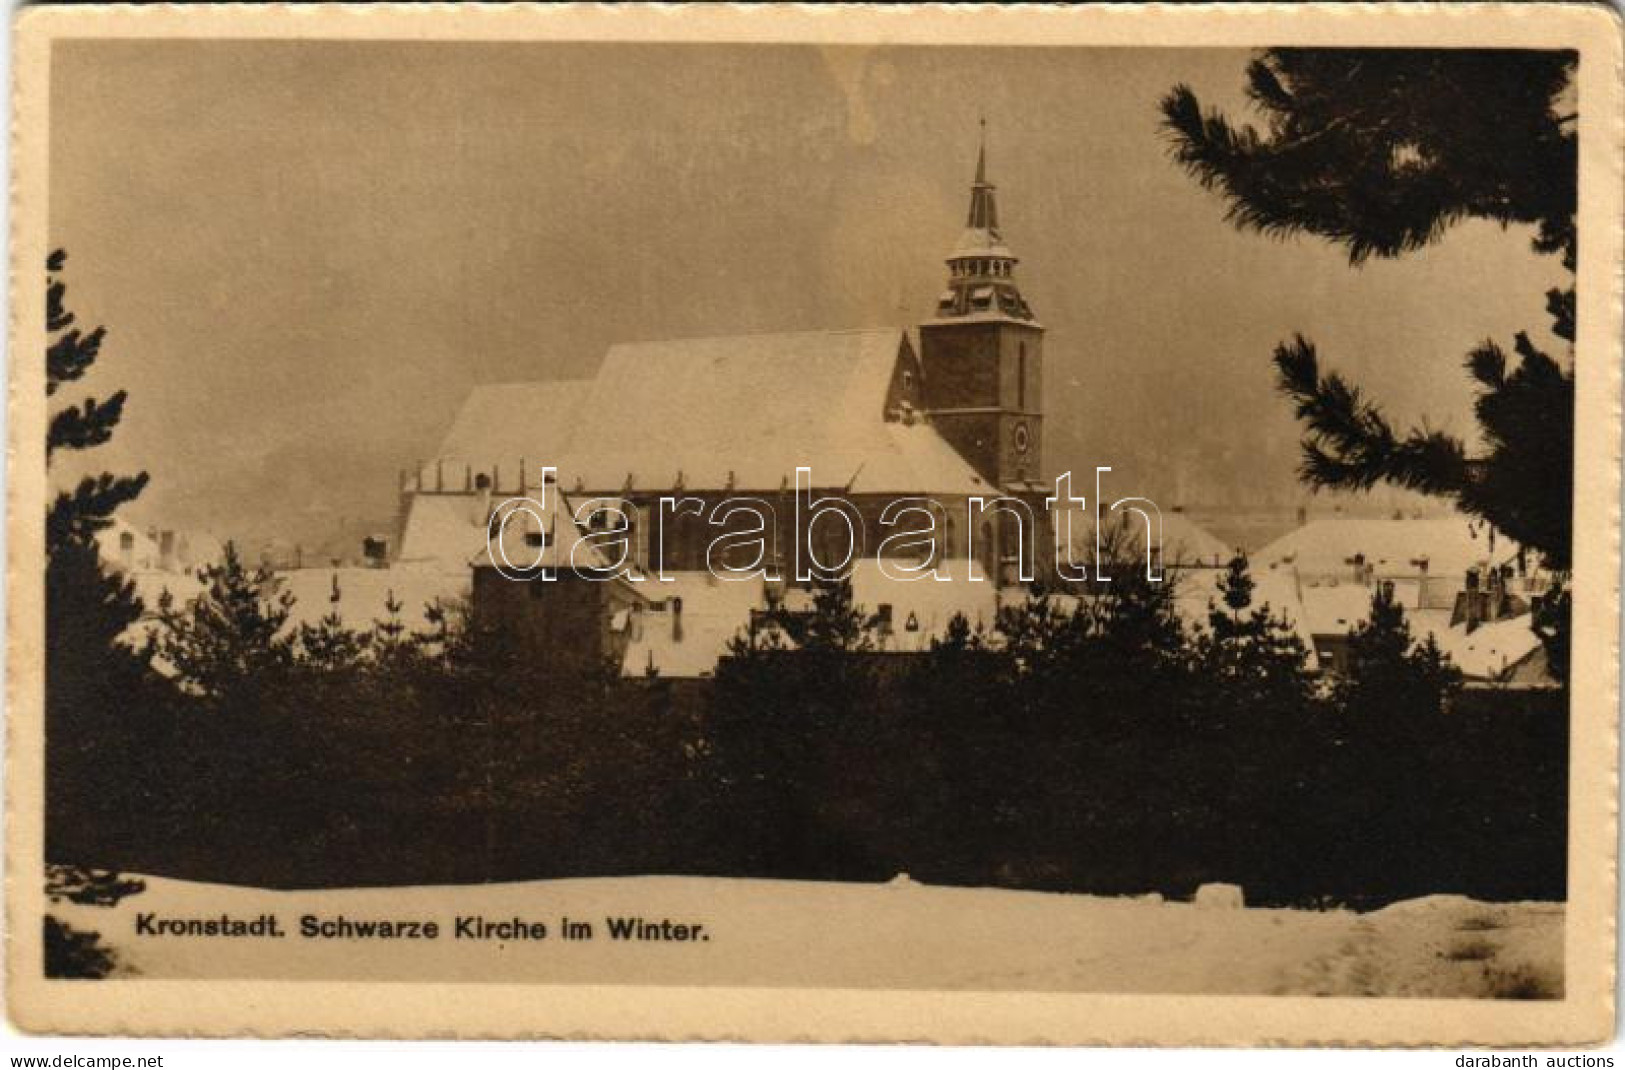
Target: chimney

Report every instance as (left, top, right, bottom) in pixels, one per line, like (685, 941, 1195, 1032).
(471, 472, 493, 526)
(1463, 567, 1483, 632)
(1295, 506, 1308, 527)
(159, 530, 176, 571)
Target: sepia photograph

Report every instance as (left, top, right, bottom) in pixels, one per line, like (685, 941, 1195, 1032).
(5, 2, 1620, 1048)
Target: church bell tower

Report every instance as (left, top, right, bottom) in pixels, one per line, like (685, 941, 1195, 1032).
(918, 127, 1044, 494)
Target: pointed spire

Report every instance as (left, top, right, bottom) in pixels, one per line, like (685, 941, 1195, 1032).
(933, 122, 1033, 322)
(966, 121, 999, 232)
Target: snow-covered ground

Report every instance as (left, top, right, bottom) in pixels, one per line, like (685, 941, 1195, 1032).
(49, 874, 1563, 997)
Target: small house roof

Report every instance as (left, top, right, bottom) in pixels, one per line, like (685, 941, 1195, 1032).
(1171, 565, 1324, 671)
(274, 565, 468, 636)
(95, 517, 163, 570)
(398, 493, 492, 566)
(1255, 516, 1503, 579)
(1409, 609, 1546, 682)
(1059, 506, 1233, 571)
(620, 557, 1000, 678)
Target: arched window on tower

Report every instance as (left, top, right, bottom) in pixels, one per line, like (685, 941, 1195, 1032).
(1018, 342, 1027, 410)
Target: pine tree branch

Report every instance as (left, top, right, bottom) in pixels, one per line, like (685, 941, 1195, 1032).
(1544, 287, 1575, 343)
(1465, 341, 1507, 389)
(46, 328, 104, 396)
(46, 279, 74, 334)
(1273, 336, 1470, 497)
(1161, 50, 1577, 267)
(46, 472, 150, 552)
(47, 392, 128, 457)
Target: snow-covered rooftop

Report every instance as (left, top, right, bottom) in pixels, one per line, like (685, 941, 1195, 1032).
(274, 565, 468, 636)
(416, 329, 990, 500)
(95, 517, 225, 575)
(621, 572, 767, 679)
(398, 493, 493, 567)
(621, 558, 1000, 678)
(1171, 565, 1324, 672)
(552, 328, 988, 496)
(1059, 507, 1233, 572)
(1408, 609, 1545, 681)
(1255, 516, 1504, 580)
(419, 379, 590, 488)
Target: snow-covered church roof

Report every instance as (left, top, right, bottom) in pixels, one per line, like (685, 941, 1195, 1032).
(429, 328, 990, 498)
(417, 379, 590, 488)
(556, 328, 986, 496)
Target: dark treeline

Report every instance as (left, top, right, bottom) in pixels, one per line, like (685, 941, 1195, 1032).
(48, 545, 1567, 909)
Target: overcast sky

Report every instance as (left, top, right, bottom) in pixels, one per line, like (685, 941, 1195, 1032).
(48, 41, 1570, 547)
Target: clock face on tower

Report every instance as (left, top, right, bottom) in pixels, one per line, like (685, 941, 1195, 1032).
(1013, 422, 1031, 456)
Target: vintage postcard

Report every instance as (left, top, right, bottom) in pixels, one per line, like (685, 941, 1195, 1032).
(6, 1, 1621, 1047)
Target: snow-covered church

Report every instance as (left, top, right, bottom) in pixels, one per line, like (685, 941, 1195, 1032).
(386, 141, 1075, 676)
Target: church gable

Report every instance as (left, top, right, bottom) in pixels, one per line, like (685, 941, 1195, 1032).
(882, 334, 927, 419)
